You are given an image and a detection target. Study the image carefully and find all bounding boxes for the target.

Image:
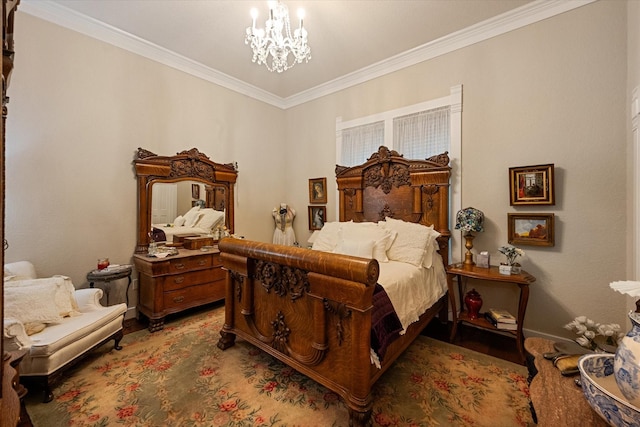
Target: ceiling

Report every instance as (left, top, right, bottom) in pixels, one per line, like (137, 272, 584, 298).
(19, 0, 588, 108)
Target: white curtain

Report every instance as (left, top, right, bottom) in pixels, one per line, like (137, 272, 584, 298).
(340, 121, 384, 166)
(394, 107, 450, 159)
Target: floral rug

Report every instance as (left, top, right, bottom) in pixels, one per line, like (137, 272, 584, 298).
(25, 306, 533, 426)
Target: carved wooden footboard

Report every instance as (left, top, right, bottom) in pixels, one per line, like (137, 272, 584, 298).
(218, 147, 451, 425)
(217, 238, 447, 425)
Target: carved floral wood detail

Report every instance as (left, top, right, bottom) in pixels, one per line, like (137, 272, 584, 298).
(323, 299, 352, 346)
(254, 260, 310, 301)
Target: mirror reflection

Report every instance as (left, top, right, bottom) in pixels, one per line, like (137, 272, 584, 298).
(150, 181, 227, 243)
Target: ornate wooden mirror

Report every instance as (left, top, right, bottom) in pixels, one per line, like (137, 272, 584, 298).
(134, 148, 237, 253)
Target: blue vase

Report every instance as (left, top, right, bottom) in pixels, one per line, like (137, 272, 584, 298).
(614, 311, 640, 405)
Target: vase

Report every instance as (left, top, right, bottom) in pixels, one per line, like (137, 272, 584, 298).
(510, 263, 521, 275)
(464, 288, 483, 320)
(613, 311, 640, 405)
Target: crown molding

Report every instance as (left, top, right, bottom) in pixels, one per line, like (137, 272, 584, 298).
(20, 0, 595, 110)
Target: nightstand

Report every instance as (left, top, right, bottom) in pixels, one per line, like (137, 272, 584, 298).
(87, 265, 133, 307)
(446, 263, 536, 364)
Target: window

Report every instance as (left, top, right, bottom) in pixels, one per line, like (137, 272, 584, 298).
(335, 85, 463, 262)
(336, 85, 461, 167)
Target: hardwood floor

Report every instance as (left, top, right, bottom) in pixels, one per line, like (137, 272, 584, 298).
(422, 317, 523, 365)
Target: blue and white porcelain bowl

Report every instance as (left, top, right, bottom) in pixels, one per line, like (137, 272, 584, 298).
(579, 354, 640, 427)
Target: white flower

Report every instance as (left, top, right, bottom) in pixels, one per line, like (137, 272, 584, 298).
(576, 336, 591, 347)
(564, 316, 622, 350)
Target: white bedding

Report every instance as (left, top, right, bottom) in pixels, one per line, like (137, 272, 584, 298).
(152, 224, 210, 243)
(377, 252, 447, 334)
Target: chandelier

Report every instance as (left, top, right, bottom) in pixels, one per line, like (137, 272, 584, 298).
(245, 1, 311, 73)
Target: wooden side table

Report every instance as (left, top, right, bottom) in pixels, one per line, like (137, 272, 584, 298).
(87, 265, 133, 306)
(446, 263, 536, 364)
(525, 337, 607, 426)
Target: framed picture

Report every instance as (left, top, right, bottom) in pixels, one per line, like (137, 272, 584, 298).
(191, 183, 200, 199)
(509, 164, 555, 205)
(309, 177, 327, 204)
(308, 206, 326, 230)
(508, 213, 555, 247)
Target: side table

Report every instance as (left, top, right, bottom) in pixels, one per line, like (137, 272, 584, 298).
(525, 337, 607, 426)
(87, 265, 133, 306)
(446, 263, 536, 364)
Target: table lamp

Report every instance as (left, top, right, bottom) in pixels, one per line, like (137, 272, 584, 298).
(610, 280, 640, 313)
(455, 207, 484, 266)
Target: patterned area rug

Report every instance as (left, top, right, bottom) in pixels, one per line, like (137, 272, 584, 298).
(25, 306, 533, 426)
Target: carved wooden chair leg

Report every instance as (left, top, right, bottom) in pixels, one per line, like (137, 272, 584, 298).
(113, 330, 124, 351)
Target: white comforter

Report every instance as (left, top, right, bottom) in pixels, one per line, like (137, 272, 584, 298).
(377, 252, 447, 334)
(152, 225, 210, 243)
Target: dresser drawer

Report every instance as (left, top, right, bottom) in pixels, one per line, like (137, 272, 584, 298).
(163, 280, 225, 308)
(160, 267, 225, 291)
(168, 254, 212, 273)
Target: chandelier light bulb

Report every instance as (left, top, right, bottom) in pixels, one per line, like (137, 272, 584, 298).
(244, 0, 311, 73)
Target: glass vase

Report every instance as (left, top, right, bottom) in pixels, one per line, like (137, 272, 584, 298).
(614, 311, 640, 404)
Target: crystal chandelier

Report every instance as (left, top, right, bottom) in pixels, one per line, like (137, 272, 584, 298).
(245, 1, 311, 73)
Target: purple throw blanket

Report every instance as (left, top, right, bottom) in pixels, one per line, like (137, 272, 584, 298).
(371, 283, 403, 361)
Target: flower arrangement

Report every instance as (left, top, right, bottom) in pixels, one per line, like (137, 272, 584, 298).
(564, 316, 624, 351)
(498, 245, 524, 266)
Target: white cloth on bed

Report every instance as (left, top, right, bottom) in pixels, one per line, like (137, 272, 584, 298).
(377, 253, 447, 334)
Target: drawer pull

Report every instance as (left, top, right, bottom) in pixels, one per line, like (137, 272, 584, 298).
(174, 262, 186, 270)
(197, 260, 207, 266)
(174, 276, 185, 284)
(173, 296, 185, 303)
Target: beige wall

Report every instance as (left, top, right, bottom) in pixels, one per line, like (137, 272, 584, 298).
(6, 13, 286, 293)
(287, 0, 630, 339)
(5, 1, 634, 340)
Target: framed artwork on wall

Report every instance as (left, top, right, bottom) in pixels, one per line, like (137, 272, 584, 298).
(508, 213, 555, 247)
(509, 164, 555, 205)
(308, 206, 326, 230)
(191, 183, 200, 199)
(309, 177, 327, 204)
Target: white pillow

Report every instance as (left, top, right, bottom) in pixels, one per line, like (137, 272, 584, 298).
(381, 217, 437, 267)
(5, 276, 79, 316)
(339, 222, 396, 262)
(193, 209, 225, 230)
(422, 234, 442, 269)
(183, 206, 201, 228)
(5, 283, 63, 326)
(334, 238, 375, 258)
(311, 222, 344, 252)
(173, 215, 186, 227)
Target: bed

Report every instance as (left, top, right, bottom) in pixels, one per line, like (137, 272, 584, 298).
(151, 207, 225, 243)
(217, 146, 451, 426)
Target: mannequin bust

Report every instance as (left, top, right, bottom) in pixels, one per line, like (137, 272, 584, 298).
(272, 203, 296, 245)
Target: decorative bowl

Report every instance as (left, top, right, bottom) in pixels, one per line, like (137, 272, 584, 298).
(578, 354, 640, 427)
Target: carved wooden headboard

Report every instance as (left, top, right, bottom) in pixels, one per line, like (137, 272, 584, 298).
(335, 146, 451, 260)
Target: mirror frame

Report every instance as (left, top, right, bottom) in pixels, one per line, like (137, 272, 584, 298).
(134, 147, 237, 253)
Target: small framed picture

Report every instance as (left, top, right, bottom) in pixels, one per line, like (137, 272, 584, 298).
(308, 206, 326, 230)
(191, 183, 200, 199)
(509, 164, 555, 205)
(309, 177, 327, 204)
(508, 213, 555, 247)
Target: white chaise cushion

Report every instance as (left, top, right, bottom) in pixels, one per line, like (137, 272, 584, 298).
(19, 301, 127, 376)
(4, 260, 37, 281)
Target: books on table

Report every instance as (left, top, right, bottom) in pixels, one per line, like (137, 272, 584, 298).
(485, 309, 517, 331)
(487, 308, 516, 323)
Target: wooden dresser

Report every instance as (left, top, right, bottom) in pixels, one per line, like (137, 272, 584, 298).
(133, 248, 225, 332)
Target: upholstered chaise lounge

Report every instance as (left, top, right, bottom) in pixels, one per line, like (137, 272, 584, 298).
(3, 261, 127, 402)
